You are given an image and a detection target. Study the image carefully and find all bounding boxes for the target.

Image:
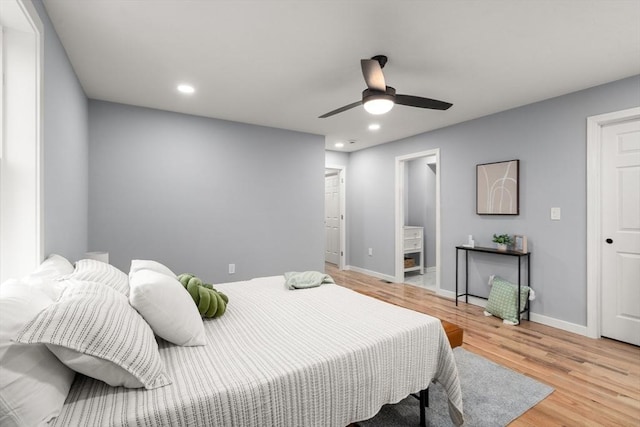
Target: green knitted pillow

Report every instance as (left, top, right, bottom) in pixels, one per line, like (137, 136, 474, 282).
(485, 277, 529, 325)
(176, 274, 229, 319)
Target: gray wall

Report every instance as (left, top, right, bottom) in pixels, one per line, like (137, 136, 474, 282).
(346, 75, 640, 326)
(89, 101, 325, 282)
(34, 0, 89, 261)
(325, 150, 349, 168)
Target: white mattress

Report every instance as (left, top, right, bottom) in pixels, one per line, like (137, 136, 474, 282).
(53, 276, 463, 426)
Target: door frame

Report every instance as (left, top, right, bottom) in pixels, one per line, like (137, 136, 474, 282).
(325, 164, 346, 270)
(394, 149, 441, 289)
(586, 106, 640, 339)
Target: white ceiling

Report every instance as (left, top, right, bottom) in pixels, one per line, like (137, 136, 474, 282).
(42, 0, 640, 152)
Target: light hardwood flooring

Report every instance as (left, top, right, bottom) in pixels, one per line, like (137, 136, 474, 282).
(326, 263, 640, 426)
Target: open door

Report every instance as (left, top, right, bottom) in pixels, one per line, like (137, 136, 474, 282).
(324, 166, 346, 269)
(324, 170, 340, 265)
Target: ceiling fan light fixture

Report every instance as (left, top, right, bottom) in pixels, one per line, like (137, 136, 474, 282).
(364, 98, 394, 115)
(362, 87, 396, 115)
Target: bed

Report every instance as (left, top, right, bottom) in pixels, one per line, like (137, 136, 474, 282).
(1, 259, 463, 427)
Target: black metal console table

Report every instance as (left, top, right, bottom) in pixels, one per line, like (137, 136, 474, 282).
(455, 245, 531, 321)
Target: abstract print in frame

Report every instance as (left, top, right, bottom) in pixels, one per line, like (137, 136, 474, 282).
(476, 159, 519, 215)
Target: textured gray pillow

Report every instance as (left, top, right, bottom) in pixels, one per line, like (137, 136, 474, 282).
(67, 259, 129, 296)
(15, 280, 171, 389)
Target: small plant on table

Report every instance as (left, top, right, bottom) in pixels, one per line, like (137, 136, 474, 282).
(492, 234, 513, 251)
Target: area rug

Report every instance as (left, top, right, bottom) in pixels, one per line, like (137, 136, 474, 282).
(359, 347, 554, 426)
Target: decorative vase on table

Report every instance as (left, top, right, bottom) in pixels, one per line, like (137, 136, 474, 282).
(496, 243, 508, 251)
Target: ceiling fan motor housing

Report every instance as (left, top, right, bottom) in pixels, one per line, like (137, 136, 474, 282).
(362, 86, 396, 114)
(362, 86, 396, 103)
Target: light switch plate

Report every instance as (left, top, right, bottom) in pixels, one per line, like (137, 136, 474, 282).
(551, 207, 561, 220)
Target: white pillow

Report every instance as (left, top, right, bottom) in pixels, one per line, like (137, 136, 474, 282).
(15, 280, 171, 389)
(20, 254, 75, 301)
(20, 275, 67, 302)
(0, 280, 75, 426)
(129, 269, 205, 346)
(31, 253, 74, 278)
(129, 259, 177, 278)
(68, 258, 129, 296)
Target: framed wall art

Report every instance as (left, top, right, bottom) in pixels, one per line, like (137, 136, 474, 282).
(476, 159, 519, 215)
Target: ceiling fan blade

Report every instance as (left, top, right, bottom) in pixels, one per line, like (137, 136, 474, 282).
(318, 100, 362, 118)
(396, 94, 453, 110)
(361, 59, 386, 92)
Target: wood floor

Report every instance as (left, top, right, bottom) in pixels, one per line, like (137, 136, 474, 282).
(326, 264, 640, 426)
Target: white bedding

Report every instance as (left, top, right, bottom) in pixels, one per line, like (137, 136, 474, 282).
(53, 276, 463, 426)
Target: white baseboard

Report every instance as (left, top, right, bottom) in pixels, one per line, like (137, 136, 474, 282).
(345, 268, 590, 337)
(437, 289, 487, 307)
(344, 265, 396, 283)
(528, 312, 588, 336)
(437, 289, 588, 336)
(344, 265, 435, 283)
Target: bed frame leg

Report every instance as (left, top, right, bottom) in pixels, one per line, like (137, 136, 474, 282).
(411, 387, 430, 426)
(419, 387, 429, 427)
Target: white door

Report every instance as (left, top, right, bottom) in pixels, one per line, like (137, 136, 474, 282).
(325, 173, 340, 265)
(601, 118, 640, 346)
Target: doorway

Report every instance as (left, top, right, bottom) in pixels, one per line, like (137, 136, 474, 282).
(587, 107, 640, 346)
(324, 165, 346, 270)
(394, 149, 440, 291)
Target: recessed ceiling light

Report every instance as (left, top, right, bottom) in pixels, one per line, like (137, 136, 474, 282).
(177, 84, 195, 94)
(334, 142, 344, 148)
(368, 123, 381, 131)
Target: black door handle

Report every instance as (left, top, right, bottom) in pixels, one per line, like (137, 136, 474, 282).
(606, 238, 613, 244)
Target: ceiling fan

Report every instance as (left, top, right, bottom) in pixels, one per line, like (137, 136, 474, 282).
(319, 55, 453, 118)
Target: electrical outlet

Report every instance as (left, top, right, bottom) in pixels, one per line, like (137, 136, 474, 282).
(551, 207, 561, 221)
(368, 248, 373, 256)
(228, 264, 235, 274)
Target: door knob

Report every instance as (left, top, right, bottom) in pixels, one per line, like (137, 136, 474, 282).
(606, 238, 613, 244)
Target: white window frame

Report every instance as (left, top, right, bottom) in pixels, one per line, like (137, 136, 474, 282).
(0, 0, 44, 281)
